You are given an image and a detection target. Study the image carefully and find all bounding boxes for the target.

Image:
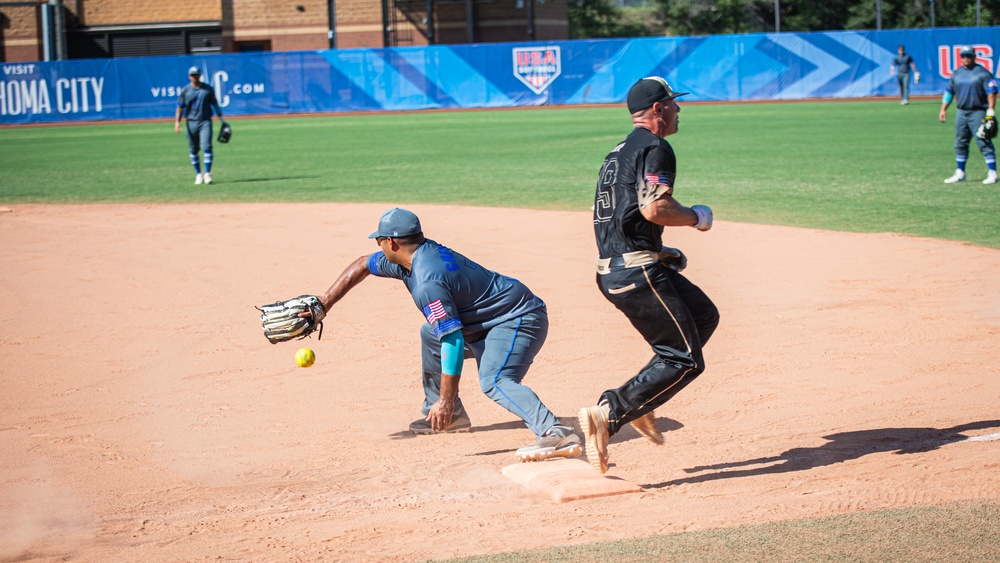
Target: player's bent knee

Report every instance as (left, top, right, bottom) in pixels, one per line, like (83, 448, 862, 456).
(701, 306, 721, 335)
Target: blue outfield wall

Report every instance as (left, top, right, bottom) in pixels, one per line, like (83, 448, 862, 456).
(3, 26, 1000, 124)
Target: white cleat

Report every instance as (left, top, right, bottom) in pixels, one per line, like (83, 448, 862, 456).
(984, 171, 998, 184)
(515, 432, 583, 462)
(194, 173, 204, 185)
(203, 172, 213, 184)
(943, 170, 966, 184)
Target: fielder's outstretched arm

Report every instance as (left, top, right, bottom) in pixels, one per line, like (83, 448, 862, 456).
(318, 254, 373, 311)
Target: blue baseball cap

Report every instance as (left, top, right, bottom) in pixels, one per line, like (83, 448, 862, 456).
(960, 45, 976, 57)
(369, 208, 422, 238)
(188, 66, 202, 75)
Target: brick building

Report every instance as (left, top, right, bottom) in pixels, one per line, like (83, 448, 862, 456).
(0, 0, 568, 62)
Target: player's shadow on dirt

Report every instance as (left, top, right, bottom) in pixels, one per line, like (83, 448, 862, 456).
(643, 419, 1000, 490)
(387, 420, 528, 442)
(223, 175, 320, 184)
(386, 416, 686, 459)
(464, 416, 684, 458)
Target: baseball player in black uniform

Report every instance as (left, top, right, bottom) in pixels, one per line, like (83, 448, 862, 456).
(579, 77, 720, 474)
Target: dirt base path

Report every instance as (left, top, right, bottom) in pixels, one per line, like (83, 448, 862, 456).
(2, 203, 998, 561)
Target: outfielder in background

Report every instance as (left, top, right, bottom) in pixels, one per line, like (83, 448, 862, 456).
(175, 66, 223, 185)
(578, 77, 720, 474)
(939, 45, 998, 185)
(260, 208, 584, 462)
(890, 44, 920, 105)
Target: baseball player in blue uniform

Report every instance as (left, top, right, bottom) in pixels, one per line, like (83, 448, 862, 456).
(891, 45, 919, 105)
(939, 45, 998, 185)
(578, 77, 720, 474)
(175, 66, 223, 185)
(308, 208, 583, 462)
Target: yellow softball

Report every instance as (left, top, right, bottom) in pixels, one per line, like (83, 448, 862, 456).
(294, 347, 315, 368)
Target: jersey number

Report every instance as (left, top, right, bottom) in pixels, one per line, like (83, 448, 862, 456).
(594, 158, 618, 223)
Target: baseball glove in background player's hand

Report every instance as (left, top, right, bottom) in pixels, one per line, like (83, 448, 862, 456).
(914, 72, 921, 84)
(976, 115, 998, 140)
(258, 295, 326, 344)
(217, 120, 232, 143)
(660, 246, 687, 272)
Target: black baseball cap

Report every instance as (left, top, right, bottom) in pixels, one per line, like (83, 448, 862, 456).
(626, 77, 688, 113)
(368, 208, 422, 238)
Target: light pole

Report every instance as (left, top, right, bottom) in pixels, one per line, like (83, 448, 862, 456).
(775, 0, 780, 32)
(876, 0, 881, 30)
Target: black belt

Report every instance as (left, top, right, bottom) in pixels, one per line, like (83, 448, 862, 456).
(607, 256, 626, 268)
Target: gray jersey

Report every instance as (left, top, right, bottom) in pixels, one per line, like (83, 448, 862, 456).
(947, 64, 998, 111)
(893, 54, 914, 74)
(366, 239, 545, 340)
(177, 83, 220, 121)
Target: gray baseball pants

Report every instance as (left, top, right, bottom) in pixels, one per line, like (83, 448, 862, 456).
(955, 108, 996, 164)
(419, 311, 559, 438)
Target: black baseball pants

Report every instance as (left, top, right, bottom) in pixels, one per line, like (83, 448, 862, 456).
(596, 261, 719, 436)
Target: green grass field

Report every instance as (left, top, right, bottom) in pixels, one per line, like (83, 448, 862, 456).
(3, 101, 999, 562)
(445, 499, 1000, 563)
(3, 99, 1000, 247)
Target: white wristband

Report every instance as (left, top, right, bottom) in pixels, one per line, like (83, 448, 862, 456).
(691, 205, 713, 232)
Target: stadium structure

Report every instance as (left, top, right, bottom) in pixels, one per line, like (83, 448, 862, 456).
(0, 0, 568, 62)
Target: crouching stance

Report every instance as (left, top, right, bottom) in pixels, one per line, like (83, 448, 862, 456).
(259, 208, 582, 462)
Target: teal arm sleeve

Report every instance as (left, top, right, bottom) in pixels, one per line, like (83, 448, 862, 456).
(943, 92, 954, 104)
(440, 331, 464, 376)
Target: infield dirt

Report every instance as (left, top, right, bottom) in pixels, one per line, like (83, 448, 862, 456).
(1, 203, 998, 561)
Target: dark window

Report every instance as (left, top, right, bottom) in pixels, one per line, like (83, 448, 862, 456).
(67, 25, 222, 59)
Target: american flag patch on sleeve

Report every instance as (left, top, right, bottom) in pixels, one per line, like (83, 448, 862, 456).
(645, 174, 670, 186)
(423, 299, 448, 324)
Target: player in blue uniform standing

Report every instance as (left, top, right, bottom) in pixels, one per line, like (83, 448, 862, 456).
(175, 66, 223, 185)
(890, 45, 919, 105)
(309, 208, 583, 462)
(578, 77, 719, 474)
(939, 45, 998, 185)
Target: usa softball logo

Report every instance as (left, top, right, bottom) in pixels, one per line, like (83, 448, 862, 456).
(513, 46, 561, 94)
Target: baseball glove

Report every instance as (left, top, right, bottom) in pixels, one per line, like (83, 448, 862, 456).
(976, 115, 998, 140)
(659, 246, 687, 272)
(258, 295, 326, 344)
(217, 120, 232, 143)
(914, 72, 921, 84)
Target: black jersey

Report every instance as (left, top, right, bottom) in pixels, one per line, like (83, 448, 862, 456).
(593, 126, 676, 259)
